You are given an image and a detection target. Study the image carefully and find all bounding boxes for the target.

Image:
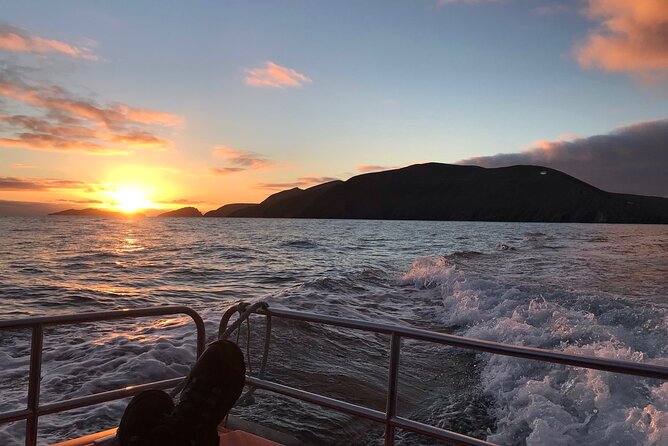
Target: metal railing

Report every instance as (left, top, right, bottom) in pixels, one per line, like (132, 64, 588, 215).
(3, 303, 668, 446)
(221, 304, 668, 446)
(0, 306, 206, 446)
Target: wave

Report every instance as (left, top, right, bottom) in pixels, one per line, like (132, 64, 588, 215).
(401, 257, 668, 445)
(444, 250, 485, 260)
(280, 239, 320, 249)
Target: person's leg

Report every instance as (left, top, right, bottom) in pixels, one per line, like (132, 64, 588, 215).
(146, 340, 246, 446)
(116, 389, 175, 446)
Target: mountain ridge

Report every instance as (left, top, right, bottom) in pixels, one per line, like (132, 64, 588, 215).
(209, 163, 668, 223)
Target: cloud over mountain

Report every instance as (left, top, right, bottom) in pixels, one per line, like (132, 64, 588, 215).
(459, 119, 668, 197)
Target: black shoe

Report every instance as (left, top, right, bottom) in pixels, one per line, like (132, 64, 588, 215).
(167, 340, 246, 446)
(117, 389, 175, 446)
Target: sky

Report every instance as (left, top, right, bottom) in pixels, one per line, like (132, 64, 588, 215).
(1, 0, 667, 215)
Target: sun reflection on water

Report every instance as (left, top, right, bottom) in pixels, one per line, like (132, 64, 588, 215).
(91, 316, 190, 346)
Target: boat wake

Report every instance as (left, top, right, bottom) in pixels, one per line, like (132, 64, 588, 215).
(400, 256, 668, 445)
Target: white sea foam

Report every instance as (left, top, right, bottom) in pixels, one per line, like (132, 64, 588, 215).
(401, 256, 668, 445)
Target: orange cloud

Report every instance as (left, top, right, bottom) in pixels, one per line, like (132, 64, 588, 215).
(244, 61, 311, 88)
(576, 0, 668, 79)
(108, 130, 170, 149)
(0, 176, 88, 191)
(211, 146, 273, 174)
(211, 167, 246, 175)
(0, 23, 96, 60)
(0, 73, 182, 154)
(119, 105, 184, 127)
(0, 136, 127, 155)
(0, 80, 182, 130)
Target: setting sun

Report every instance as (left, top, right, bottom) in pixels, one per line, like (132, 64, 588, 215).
(110, 187, 153, 212)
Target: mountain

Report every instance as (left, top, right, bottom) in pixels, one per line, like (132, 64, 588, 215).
(157, 206, 202, 217)
(214, 163, 668, 223)
(49, 208, 145, 217)
(204, 203, 256, 217)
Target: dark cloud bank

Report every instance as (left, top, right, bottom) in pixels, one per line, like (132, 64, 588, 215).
(459, 119, 668, 197)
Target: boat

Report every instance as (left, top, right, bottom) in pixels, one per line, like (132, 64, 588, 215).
(2, 301, 668, 446)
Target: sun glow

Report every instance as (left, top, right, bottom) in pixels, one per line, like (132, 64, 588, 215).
(111, 187, 153, 212)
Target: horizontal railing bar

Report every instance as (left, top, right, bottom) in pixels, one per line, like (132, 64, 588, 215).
(259, 307, 668, 380)
(391, 416, 495, 446)
(245, 376, 386, 424)
(0, 378, 184, 423)
(0, 409, 32, 424)
(246, 376, 496, 445)
(0, 306, 202, 330)
(37, 377, 184, 417)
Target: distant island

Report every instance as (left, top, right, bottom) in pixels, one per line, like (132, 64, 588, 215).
(156, 206, 202, 218)
(49, 208, 145, 218)
(205, 163, 668, 224)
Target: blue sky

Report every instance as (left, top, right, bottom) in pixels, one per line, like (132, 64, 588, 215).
(1, 0, 667, 212)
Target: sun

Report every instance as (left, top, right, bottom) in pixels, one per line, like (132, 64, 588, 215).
(111, 187, 153, 213)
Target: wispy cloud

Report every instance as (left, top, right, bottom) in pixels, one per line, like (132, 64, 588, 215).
(0, 176, 88, 191)
(356, 165, 399, 173)
(575, 0, 668, 81)
(258, 176, 339, 190)
(0, 23, 97, 60)
(0, 71, 182, 154)
(211, 145, 273, 175)
(458, 119, 668, 197)
(244, 61, 311, 89)
(211, 167, 247, 175)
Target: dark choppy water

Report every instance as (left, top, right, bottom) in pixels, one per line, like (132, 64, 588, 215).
(0, 217, 667, 445)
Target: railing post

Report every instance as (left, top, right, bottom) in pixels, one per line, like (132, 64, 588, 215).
(25, 325, 43, 446)
(384, 333, 401, 446)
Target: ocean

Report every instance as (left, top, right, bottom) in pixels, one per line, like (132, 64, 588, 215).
(0, 217, 667, 445)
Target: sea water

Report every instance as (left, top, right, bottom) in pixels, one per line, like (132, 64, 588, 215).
(0, 217, 666, 445)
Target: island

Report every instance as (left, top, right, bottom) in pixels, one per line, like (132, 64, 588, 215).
(206, 163, 668, 224)
(49, 208, 145, 217)
(156, 206, 202, 218)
